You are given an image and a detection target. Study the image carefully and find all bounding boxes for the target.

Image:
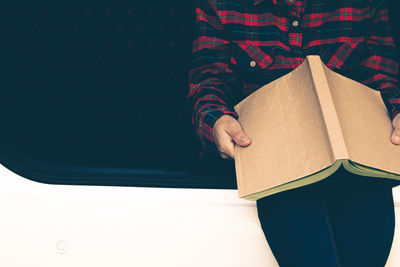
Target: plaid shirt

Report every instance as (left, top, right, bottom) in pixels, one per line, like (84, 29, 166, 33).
(186, 0, 400, 158)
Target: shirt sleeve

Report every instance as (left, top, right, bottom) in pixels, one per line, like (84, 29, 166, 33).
(186, 0, 239, 158)
(356, 0, 400, 121)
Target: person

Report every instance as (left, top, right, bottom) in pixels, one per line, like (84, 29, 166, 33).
(186, 0, 400, 266)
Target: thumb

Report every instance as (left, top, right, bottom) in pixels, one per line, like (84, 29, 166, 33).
(228, 125, 251, 147)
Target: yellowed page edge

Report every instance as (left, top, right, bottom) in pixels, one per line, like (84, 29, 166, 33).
(243, 160, 345, 201)
(343, 160, 400, 179)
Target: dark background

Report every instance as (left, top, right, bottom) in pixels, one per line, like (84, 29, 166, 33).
(0, 0, 399, 188)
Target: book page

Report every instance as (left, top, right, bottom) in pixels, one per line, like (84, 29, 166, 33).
(243, 160, 344, 200)
(322, 63, 400, 176)
(234, 58, 336, 198)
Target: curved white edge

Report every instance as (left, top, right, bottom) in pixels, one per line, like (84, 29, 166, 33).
(2, 162, 399, 206)
(0, 163, 255, 206)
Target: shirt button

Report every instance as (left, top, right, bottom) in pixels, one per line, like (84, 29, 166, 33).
(288, 0, 294, 2)
(250, 60, 256, 67)
(292, 20, 299, 27)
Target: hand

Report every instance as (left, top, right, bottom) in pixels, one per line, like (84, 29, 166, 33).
(391, 113, 400, 145)
(212, 115, 251, 159)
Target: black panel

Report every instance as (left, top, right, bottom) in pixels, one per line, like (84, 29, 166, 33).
(0, 0, 237, 189)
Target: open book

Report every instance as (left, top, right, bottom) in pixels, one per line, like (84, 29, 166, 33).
(234, 55, 400, 201)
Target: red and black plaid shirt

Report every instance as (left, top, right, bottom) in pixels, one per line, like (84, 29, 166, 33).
(186, 0, 400, 158)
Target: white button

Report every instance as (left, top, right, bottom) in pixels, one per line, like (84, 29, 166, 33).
(292, 20, 299, 27)
(288, 0, 294, 2)
(250, 61, 256, 67)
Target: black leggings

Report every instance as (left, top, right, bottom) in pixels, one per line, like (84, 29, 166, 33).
(256, 165, 400, 267)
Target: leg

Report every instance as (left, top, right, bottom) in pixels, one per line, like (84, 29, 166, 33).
(256, 181, 341, 267)
(317, 166, 397, 267)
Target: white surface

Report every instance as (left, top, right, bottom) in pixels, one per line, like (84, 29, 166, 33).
(0, 164, 278, 267)
(1, 163, 400, 266)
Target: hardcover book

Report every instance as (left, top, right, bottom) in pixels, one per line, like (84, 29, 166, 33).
(234, 55, 400, 200)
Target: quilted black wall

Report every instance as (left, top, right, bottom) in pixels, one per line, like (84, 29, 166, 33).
(0, 0, 400, 188)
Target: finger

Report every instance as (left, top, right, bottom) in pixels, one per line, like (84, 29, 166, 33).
(218, 141, 235, 159)
(220, 152, 232, 160)
(228, 125, 251, 147)
(391, 127, 400, 145)
(213, 126, 235, 159)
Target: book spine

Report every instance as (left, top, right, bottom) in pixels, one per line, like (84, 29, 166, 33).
(306, 56, 349, 160)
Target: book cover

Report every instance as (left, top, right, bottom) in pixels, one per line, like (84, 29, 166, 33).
(234, 55, 400, 200)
